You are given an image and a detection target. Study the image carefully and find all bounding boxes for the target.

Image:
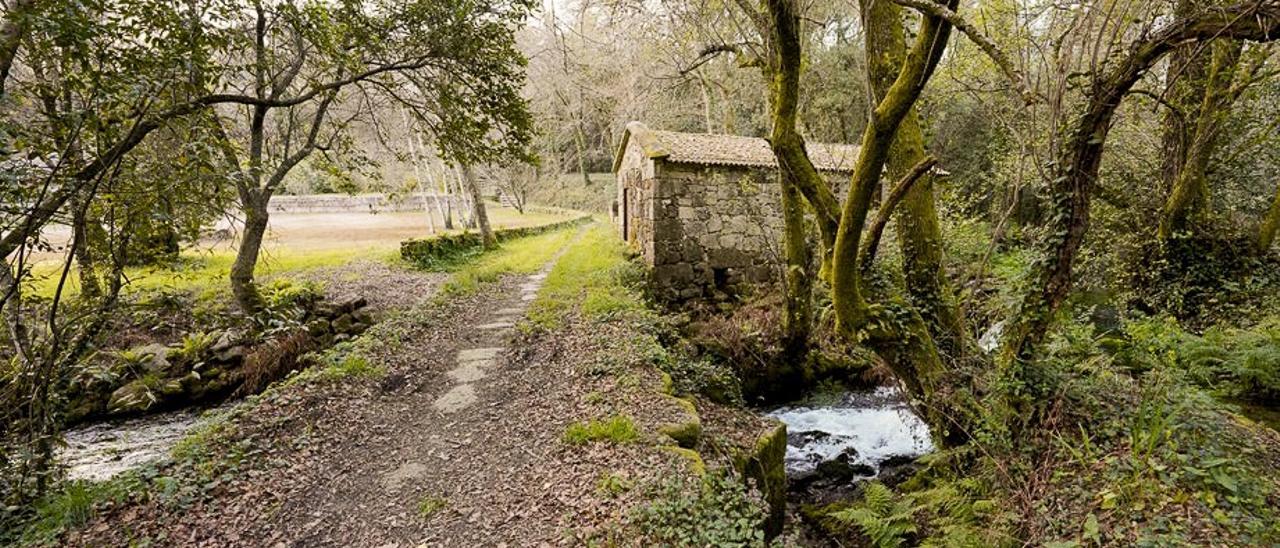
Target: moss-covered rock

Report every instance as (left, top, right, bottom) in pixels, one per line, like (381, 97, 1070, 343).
(107, 380, 155, 415)
(731, 421, 787, 538)
(659, 395, 703, 449)
(661, 445, 707, 476)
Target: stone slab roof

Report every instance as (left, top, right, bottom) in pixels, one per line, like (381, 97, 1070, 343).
(612, 121, 859, 173)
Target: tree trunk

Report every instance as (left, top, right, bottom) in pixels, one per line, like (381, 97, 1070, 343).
(70, 197, 102, 302)
(0, 0, 34, 98)
(231, 194, 268, 315)
(1158, 0, 1212, 193)
(861, 0, 967, 359)
(574, 109, 592, 187)
(779, 173, 813, 357)
(1158, 40, 1242, 240)
(763, 0, 821, 357)
(698, 74, 715, 133)
(463, 164, 496, 249)
(1258, 180, 1280, 252)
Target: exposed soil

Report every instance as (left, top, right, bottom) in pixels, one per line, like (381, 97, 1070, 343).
(290, 260, 445, 315)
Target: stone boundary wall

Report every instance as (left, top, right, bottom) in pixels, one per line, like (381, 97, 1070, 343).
(270, 193, 462, 213)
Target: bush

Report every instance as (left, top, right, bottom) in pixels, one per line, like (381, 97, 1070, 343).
(1116, 316, 1280, 403)
(630, 471, 768, 547)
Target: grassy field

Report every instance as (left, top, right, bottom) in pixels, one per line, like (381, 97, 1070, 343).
(28, 203, 576, 298)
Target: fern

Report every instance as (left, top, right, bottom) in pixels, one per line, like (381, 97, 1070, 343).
(832, 483, 917, 548)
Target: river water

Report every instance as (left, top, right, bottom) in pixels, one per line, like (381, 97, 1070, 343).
(766, 386, 934, 480)
(59, 406, 224, 482)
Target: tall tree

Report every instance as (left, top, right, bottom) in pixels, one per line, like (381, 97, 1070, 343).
(200, 0, 534, 314)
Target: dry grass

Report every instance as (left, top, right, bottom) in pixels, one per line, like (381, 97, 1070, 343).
(235, 330, 315, 397)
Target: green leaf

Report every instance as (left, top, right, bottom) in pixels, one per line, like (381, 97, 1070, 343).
(1082, 513, 1100, 545)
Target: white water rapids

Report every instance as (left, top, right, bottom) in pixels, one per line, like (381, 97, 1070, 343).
(767, 386, 934, 477)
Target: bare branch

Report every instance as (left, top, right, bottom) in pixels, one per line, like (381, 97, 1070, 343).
(892, 0, 1038, 104)
(859, 156, 939, 272)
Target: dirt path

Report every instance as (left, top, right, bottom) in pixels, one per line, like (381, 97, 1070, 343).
(69, 229, 641, 547)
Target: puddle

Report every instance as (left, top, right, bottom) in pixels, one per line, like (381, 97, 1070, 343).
(767, 386, 934, 481)
(59, 406, 223, 482)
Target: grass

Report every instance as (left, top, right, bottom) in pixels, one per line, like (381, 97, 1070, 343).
(437, 225, 582, 297)
(27, 204, 577, 298)
(417, 495, 449, 519)
(527, 223, 646, 330)
(563, 415, 640, 445)
(597, 472, 634, 498)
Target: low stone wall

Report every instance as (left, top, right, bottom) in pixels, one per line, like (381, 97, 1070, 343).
(270, 193, 462, 213)
(400, 215, 594, 266)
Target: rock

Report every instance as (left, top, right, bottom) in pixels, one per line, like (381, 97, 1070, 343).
(332, 314, 355, 334)
(658, 395, 702, 449)
(353, 310, 374, 326)
(813, 453, 875, 483)
(787, 430, 831, 447)
(333, 296, 368, 315)
(158, 378, 185, 398)
(107, 380, 155, 415)
(210, 329, 236, 353)
(661, 446, 707, 476)
(132, 343, 172, 374)
(731, 421, 787, 539)
(306, 319, 331, 337)
(878, 454, 916, 469)
(215, 344, 247, 365)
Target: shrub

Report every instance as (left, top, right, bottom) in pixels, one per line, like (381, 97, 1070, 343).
(630, 472, 768, 546)
(400, 215, 592, 269)
(417, 495, 448, 519)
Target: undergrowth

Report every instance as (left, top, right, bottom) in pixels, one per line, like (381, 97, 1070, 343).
(629, 471, 770, 547)
(808, 315, 1280, 546)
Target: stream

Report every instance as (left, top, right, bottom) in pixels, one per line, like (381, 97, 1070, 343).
(767, 386, 934, 492)
(59, 406, 224, 482)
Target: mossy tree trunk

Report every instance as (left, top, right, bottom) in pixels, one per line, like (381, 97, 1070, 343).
(755, 0, 972, 444)
(763, 0, 823, 357)
(1258, 181, 1280, 252)
(860, 0, 967, 359)
(1158, 40, 1243, 240)
(1159, 0, 1212, 194)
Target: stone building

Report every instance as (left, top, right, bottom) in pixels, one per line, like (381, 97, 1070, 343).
(612, 121, 858, 300)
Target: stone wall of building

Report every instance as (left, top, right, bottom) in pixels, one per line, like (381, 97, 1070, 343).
(616, 137, 658, 262)
(614, 145, 848, 301)
(650, 163, 784, 299)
